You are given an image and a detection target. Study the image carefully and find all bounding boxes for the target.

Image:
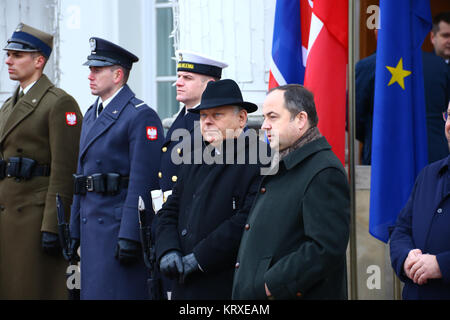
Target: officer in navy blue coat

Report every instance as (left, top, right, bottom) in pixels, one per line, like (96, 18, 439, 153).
(69, 37, 164, 299)
(156, 50, 228, 198)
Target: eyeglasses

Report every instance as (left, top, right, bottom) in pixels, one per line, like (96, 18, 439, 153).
(443, 112, 449, 122)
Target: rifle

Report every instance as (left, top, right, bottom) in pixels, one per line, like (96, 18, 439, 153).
(56, 193, 80, 300)
(138, 196, 164, 300)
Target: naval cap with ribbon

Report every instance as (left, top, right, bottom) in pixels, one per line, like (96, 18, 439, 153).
(176, 50, 228, 79)
(83, 37, 139, 70)
(3, 23, 53, 58)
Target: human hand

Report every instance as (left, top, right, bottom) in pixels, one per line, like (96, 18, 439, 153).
(403, 249, 422, 279)
(409, 254, 442, 285)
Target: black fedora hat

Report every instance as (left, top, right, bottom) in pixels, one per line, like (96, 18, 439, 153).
(189, 79, 258, 114)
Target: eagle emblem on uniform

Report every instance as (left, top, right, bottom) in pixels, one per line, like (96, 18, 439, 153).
(65, 112, 77, 126)
(90, 38, 96, 53)
(146, 126, 158, 140)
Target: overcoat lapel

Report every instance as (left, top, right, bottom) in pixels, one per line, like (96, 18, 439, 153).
(79, 85, 134, 159)
(0, 75, 53, 144)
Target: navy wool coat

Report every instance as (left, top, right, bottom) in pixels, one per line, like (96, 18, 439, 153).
(70, 85, 164, 299)
(390, 155, 450, 300)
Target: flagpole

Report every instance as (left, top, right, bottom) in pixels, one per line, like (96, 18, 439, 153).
(347, 0, 358, 300)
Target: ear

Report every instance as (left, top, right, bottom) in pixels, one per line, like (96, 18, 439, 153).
(113, 68, 124, 85)
(295, 111, 309, 131)
(238, 109, 248, 128)
(34, 55, 46, 70)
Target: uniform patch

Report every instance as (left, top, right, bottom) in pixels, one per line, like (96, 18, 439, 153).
(65, 112, 77, 126)
(146, 127, 158, 140)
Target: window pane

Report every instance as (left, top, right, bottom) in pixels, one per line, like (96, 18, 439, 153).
(157, 81, 179, 121)
(156, 8, 175, 77)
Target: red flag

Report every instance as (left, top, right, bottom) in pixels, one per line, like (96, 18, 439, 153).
(304, 0, 348, 165)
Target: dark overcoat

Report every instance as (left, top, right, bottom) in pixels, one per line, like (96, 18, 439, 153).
(70, 85, 163, 299)
(390, 155, 450, 300)
(156, 132, 268, 299)
(0, 74, 82, 299)
(232, 137, 350, 300)
(158, 107, 200, 192)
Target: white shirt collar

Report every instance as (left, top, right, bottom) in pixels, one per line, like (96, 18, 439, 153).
(21, 81, 37, 95)
(99, 86, 124, 110)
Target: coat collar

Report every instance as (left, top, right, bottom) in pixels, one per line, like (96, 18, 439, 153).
(281, 136, 332, 170)
(79, 84, 135, 158)
(0, 74, 53, 144)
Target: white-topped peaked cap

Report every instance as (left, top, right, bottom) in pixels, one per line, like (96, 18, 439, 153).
(176, 50, 228, 79)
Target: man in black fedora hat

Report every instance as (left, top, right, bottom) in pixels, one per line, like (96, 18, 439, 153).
(155, 79, 271, 299)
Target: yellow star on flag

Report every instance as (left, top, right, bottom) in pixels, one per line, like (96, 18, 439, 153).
(386, 58, 411, 90)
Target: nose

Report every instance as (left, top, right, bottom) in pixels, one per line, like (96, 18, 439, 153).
(88, 72, 94, 81)
(5, 55, 12, 65)
(261, 119, 271, 131)
(175, 77, 184, 87)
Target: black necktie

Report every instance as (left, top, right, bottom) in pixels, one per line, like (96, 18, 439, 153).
(18, 91, 24, 99)
(98, 102, 103, 117)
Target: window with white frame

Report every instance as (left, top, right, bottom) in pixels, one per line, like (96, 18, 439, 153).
(154, 0, 178, 122)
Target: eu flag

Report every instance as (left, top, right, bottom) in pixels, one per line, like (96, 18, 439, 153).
(369, 0, 431, 243)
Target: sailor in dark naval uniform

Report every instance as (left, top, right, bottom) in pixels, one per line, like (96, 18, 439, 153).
(156, 50, 228, 202)
(69, 37, 164, 299)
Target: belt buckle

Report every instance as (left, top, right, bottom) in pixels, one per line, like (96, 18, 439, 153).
(86, 176, 94, 192)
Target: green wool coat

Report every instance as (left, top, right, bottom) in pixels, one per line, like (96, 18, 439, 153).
(232, 137, 350, 300)
(0, 74, 82, 299)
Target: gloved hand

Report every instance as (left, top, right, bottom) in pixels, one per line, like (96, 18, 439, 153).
(159, 250, 183, 279)
(115, 238, 142, 265)
(181, 253, 200, 282)
(63, 238, 80, 262)
(41, 231, 61, 256)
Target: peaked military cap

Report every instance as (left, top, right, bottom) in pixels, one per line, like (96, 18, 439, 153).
(189, 79, 258, 114)
(83, 37, 139, 70)
(176, 50, 228, 79)
(3, 23, 53, 58)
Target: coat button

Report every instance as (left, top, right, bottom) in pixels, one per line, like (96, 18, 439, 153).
(162, 147, 167, 153)
(82, 217, 87, 224)
(96, 160, 102, 165)
(437, 208, 443, 214)
(98, 218, 104, 224)
(172, 176, 177, 182)
(296, 292, 302, 297)
(158, 172, 162, 178)
(181, 229, 187, 236)
(245, 224, 250, 230)
(260, 187, 266, 194)
(235, 262, 240, 269)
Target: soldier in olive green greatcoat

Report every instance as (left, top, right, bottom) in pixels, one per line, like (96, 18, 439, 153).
(0, 23, 82, 299)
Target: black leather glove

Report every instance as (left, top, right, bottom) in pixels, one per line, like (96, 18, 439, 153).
(63, 238, 80, 262)
(159, 250, 183, 279)
(181, 253, 200, 282)
(115, 238, 142, 265)
(41, 231, 61, 256)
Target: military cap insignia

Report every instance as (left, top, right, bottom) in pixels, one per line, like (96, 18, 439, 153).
(89, 38, 96, 53)
(15, 23, 23, 32)
(178, 52, 183, 61)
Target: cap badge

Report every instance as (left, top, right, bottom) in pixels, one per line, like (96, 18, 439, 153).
(178, 52, 183, 61)
(89, 38, 96, 53)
